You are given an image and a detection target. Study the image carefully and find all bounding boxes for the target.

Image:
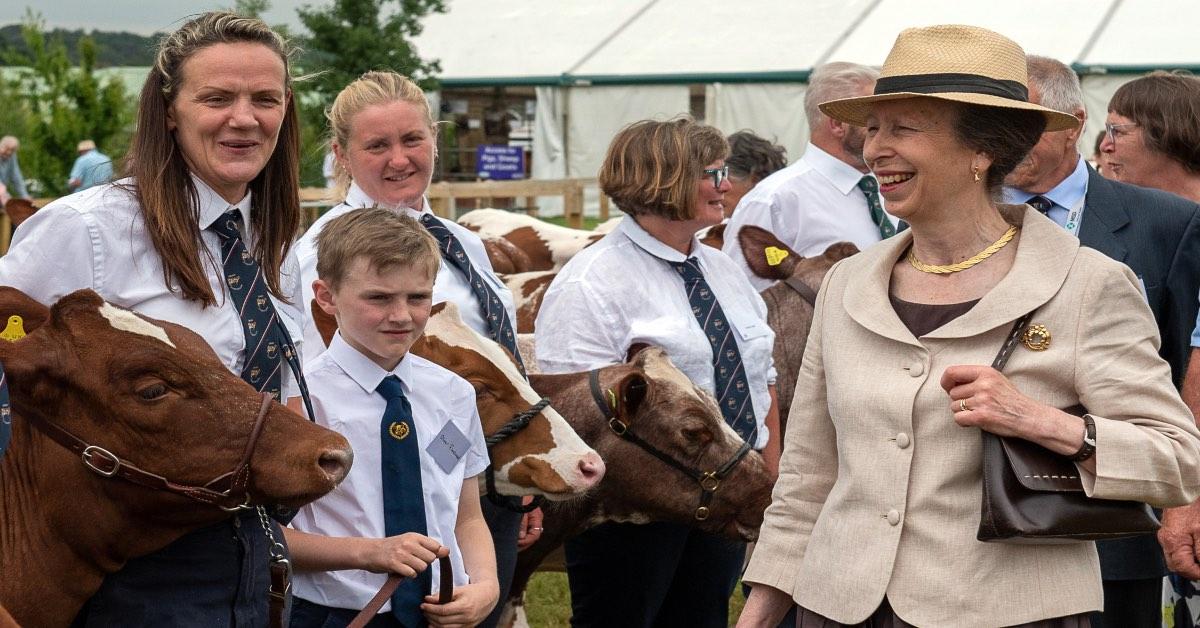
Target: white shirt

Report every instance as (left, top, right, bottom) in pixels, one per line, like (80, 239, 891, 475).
(723, 142, 899, 291)
(0, 176, 305, 397)
(535, 217, 776, 449)
(296, 182, 517, 361)
(291, 333, 488, 610)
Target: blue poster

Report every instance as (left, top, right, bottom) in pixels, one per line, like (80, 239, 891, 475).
(476, 145, 526, 180)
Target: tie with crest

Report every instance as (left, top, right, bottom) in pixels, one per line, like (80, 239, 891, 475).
(418, 213, 526, 374)
(857, 176, 896, 239)
(669, 257, 758, 443)
(208, 209, 288, 401)
(1026, 195, 1054, 215)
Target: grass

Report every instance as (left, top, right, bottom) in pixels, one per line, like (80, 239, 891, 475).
(522, 572, 746, 627)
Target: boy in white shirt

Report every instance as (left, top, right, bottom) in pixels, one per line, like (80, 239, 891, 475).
(286, 207, 499, 628)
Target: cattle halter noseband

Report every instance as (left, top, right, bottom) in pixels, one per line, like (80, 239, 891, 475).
(588, 368, 751, 521)
(483, 396, 552, 513)
(25, 392, 274, 511)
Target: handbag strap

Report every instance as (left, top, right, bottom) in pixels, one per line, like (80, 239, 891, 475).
(992, 312, 1034, 372)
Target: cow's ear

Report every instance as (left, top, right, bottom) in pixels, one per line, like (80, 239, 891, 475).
(823, 241, 860, 262)
(738, 226, 799, 280)
(0, 333, 69, 404)
(615, 372, 649, 424)
(0, 286, 50, 338)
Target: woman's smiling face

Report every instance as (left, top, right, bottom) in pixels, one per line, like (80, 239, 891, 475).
(335, 99, 435, 211)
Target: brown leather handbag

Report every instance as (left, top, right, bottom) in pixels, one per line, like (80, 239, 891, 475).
(976, 313, 1160, 544)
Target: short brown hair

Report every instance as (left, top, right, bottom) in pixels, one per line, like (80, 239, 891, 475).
(315, 208, 440, 290)
(726, 130, 787, 182)
(953, 102, 1046, 193)
(1109, 71, 1200, 174)
(598, 118, 728, 220)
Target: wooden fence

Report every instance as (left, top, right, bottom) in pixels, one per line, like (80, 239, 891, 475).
(1, 178, 609, 255)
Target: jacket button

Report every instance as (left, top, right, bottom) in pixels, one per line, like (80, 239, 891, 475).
(906, 362, 924, 377)
(887, 509, 901, 526)
(896, 433, 911, 449)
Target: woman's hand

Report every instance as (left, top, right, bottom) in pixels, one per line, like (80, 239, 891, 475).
(359, 532, 448, 577)
(940, 365, 1088, 458)
(422, 580, 501, 628)
(517, 505, 544, 550)
(735, 583, 794, 627)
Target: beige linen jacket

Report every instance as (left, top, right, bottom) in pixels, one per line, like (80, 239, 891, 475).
(743, 207, 1200, 627)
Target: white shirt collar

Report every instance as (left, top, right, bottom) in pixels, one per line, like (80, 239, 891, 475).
(194, 174, 252, 230)
(801, 142, 870, 196)
(345, 181, 432, 216)
(618, 214, 697, 263)
(325, 331, 415, 396)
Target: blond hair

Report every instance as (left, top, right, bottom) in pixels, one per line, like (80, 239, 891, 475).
(315, 207, 440, 290)
(327, 71, 437, 200)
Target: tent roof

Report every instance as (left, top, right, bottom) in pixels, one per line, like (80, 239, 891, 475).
(414, 0, 1200, 87)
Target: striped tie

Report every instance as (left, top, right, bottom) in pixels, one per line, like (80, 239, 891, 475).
(1026, 195, 1054, 214)
(208, 209, 288, 401)
(669, 258, 757, 443)
(858, 176, 896, 239)
(419, 213, 526, 374)
(0, 366, 9, 459)
(377, 375, 430, 627)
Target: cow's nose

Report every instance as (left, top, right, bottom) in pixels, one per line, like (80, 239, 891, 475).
(577, 452, 606, 488)
(318, 447, 353, 484)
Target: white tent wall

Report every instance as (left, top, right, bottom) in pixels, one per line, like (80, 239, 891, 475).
(704, 83, 810, 168)
(1079, 73, 1137, 158)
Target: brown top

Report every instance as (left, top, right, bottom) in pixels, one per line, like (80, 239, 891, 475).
(889, 294, 980, 338)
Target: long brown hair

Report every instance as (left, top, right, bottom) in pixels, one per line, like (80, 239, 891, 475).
(122, 12, 301, 306)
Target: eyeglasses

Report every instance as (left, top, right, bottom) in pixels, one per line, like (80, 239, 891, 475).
(703, 165, 729, 190)
(1104, 122, 1138, 143)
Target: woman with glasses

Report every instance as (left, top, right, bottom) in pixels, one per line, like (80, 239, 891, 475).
(534, 117, 780, 627)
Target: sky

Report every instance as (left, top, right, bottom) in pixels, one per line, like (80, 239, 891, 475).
(0, 1, 323, 35)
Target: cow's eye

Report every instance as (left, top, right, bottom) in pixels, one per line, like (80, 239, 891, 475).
(137, 383, 168, 401)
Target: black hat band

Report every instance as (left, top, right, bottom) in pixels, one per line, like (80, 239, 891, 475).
(874, 73, 1029, 102)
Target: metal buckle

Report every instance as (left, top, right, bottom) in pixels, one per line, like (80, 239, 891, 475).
(608, 417, 628, 436)
(695, 506, 711, 521)
(219, 493, 254, 512)
(81, 445, 121, 477)
(699, 472, 720, 492)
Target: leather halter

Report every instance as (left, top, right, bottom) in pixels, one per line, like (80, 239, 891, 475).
(347, 556, 454, 628)
(588, 369, 751, 521)
(781, 275, 818, 306)
(483, 397, 552, 513)
(25, 392, 274, 511)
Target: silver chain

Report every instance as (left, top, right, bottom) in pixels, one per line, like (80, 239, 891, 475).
(255, 505, 289, 563)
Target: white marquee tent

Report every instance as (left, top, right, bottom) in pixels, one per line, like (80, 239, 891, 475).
(413, 0, 1200, 186)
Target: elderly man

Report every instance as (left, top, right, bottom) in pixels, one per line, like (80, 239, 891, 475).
(722, 62, 899, 290)
(67, 139, 113, 192)
(1003, 56, 1200, 628)
(0, 136, 29, 201)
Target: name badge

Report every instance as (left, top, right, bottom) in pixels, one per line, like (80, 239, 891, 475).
(427, 420, 472, 474)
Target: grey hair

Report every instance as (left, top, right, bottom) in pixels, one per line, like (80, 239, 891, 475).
(804, 62, 880, 129)
(0, 136, 18, 150)
(1025, 55, 1084, 115)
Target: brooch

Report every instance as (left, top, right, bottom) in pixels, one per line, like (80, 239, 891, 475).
(1021, 324, 1051, 351)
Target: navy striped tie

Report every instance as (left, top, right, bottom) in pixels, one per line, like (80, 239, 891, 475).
(377, 375, 429, 627)
(208, 209, 286, 401)
(858, 176, 896, 239)
(418, 213, 525, 374)
(1026, 195, 1054, 215)
(669, 258, 758, 443)
(0, 366, 9, 459)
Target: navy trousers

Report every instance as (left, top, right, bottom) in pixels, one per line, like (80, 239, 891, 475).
(564, 521, 745, 628)
(477, 495, 523, 628)
(72, 510, 283, 627)
(290, 597, 406, 628)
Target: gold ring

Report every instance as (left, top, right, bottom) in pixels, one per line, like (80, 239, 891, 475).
(959, 399, 971, 412)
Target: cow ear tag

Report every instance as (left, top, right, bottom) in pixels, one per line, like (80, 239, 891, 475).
(764, 247, 789, 266)
(0, 315, 26, 342)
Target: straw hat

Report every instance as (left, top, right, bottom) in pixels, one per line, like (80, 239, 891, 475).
(819, 25, 1080, 132)
(77, 139, 96, 152)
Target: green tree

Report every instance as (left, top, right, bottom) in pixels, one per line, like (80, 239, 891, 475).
(292, 0, 445, 187)
(3, 12, 132, 196)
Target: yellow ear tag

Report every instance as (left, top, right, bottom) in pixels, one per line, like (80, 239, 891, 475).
(764, 246, 789, 266)
(0, 315, 26, 342)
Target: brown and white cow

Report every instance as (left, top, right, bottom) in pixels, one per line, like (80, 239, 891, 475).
(482, 236, 534, 275)
(310, 300, 604, 498)
(498, 346, 774, 626)
(458, 209, 602, 272)
(737, 225, 858, 433)
(3, 198, 37, 229)
(0, 288, 352, 627)
(500, 270, 557, 334)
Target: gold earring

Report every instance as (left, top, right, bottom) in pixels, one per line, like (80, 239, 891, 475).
(972, 165, 981, 182)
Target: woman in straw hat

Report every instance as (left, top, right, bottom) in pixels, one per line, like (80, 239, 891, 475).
(736, 25, 1200, 627)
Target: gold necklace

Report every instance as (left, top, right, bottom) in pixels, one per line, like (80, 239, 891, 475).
(907, 225, 1018, 274)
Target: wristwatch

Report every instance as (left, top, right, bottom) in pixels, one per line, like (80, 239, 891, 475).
(1069, 414, 1097, 462)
